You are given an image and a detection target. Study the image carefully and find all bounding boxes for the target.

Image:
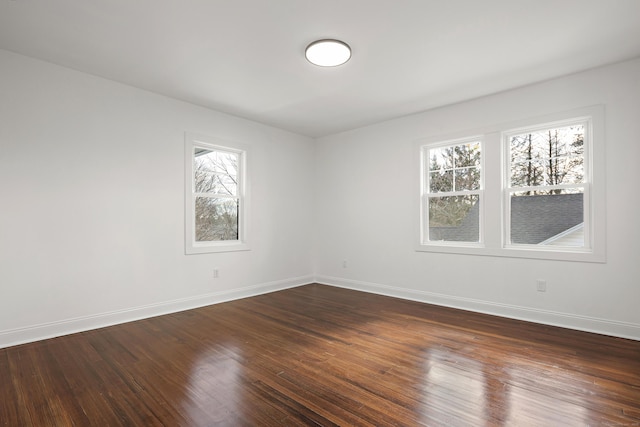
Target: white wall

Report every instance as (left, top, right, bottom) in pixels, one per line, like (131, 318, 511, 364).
(0, 50, 315, 347)
(315, 58, 640, 340)
(2, 49, 639, 348)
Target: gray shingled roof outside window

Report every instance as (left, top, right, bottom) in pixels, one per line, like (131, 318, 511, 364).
(510, 193, 583, 244)
(429, 193, 583, 244)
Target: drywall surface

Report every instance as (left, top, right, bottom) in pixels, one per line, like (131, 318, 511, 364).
(1, 48, 638, 346)
(0, 50, 315, 347)
(314, 58, 640, 339)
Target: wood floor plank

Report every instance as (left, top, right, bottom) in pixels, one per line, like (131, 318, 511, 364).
(1, 284, 639, 426)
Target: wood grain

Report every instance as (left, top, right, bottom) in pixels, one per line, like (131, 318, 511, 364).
(1, 284, 639, 426)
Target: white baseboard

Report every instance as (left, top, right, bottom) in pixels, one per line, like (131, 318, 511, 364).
(5, 275, 637, 349)
(315, 275, 640, 341)
(0, 275, 314, 349)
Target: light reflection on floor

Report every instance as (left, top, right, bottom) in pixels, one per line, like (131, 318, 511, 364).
(416, 347, 588, 426)
(181, 345, 242, 424)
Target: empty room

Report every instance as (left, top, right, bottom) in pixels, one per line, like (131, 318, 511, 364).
(1, 1, 639, 425)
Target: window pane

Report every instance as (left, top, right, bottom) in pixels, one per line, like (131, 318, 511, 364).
(429, 146, 454, 170)
(510, 124, 584, 187)
(510, 160, 545, 187)
(194, 149, 238, 175)
(428, 141, 481, 193)
(428, 195, 480, 242)
(510, 134, 539, 162)
(455, 167, 480, 191)
(195, 197, 239, 242)
(429, 170, 453, 192)
(510, 190, 584, 246)
(216, 151, 239, 176)
(217, 175, 237, 196)
(194, 149, 218, 174)
(454, 142, 481, 167)
(194, 170, 215, 193)
(544, 156, 584, 185)
(193, 173, 238, 195)
(194, 147, 239, 195)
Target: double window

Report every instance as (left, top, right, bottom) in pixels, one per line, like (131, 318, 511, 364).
(185, 133, 249, 254)
(418, 107, 604, 262)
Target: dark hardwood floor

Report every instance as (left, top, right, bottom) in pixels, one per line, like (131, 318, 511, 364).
(1, 284, 639, 426)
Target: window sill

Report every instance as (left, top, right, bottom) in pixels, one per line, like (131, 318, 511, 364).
(186, 242, 250, 255)
(415, 243, 605, 263)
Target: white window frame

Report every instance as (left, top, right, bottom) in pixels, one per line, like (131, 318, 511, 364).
(419, 136, 484, 248)
(185, 133, 250, 254)
(503, 117, 591, 252)
(415, 105, 605, 263)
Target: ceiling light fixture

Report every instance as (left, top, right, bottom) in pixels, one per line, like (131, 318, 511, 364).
(305, 39, 351, 67)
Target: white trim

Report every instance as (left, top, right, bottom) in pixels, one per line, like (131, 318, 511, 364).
(315, 275, 640, 341)
(0, 275, 314, 349)
(4, 276, 637, 349)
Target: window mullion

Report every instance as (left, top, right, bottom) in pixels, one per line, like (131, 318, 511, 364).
(429, 190, 481, 198)
(194, 193, 239, 199)
(509, 183, 586, 193)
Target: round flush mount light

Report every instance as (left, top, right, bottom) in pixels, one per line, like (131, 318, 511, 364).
(305, 39, 351, 67)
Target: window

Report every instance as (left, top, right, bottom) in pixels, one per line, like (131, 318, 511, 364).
(416, 106, 605, 262)
(421, 138, 483, 245)
(505, 120, 587, 248)
(185, 133, 249, 254)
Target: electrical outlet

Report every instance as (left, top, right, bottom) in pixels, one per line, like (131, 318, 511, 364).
(342, 260, 348, 268)
(536, 279, 546, 292)
(213, 269, 219, 279)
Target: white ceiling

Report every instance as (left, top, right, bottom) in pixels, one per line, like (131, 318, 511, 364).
(1, 0, 640, 138)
